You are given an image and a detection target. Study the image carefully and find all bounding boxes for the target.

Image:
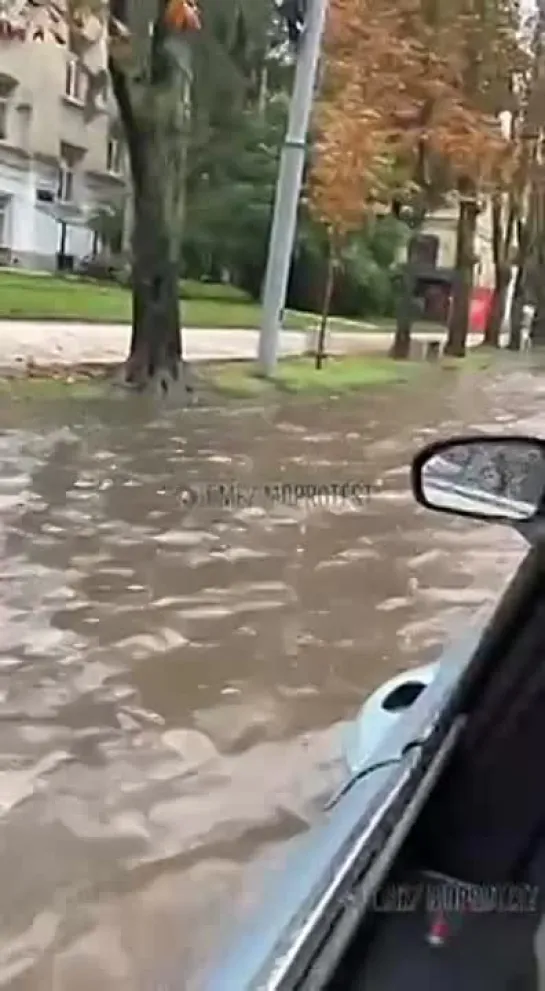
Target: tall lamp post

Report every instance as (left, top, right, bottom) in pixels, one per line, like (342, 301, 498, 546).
(257, 0, 329, 375)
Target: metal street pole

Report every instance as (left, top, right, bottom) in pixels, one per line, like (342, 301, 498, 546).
(257, 0, 329, 375)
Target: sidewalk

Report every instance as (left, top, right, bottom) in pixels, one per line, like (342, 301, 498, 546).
(0, 321, 488, 369)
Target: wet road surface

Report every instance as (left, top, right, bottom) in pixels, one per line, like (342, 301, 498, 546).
(0, 358, 542, 989)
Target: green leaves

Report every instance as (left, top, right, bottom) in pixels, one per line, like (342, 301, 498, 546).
(184, 100, 285, 281)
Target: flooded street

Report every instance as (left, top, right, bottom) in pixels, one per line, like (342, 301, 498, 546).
(0, 360, 542, 990)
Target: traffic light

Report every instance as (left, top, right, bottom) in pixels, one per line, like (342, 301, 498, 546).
(278, 0, 307, 47)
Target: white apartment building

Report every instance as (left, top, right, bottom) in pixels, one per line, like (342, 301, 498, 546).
(0, 18, 126, 271)
(397, 194, 496, 290)
(418, 198, 495, 290)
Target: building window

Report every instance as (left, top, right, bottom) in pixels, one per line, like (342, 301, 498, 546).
(36, 187, 55, 204)
(106, 137, 123, 174)
(0, 77, 15, 141)
(57, 164, 74, 203)
(0, 100, 7, 140)
(0, 197, 9, 246)
(58, 142, 82, 203)
(65, 57, 83, 102)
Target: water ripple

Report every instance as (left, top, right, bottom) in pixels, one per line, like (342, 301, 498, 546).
(0, 363, 534, 988)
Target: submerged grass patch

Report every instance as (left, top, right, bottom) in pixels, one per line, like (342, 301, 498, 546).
(0, 345, 511, 403)
(0, 362, 116, 400)
(203, 355, 423, 398)
(0, 377, 109, 400)
(203, 346, 515, 399)
(440, 349, 499, 371)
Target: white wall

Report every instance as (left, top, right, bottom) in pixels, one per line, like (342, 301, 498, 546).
(397, 201, 495, 290)
(0, 158, 94, 268)
(65, 221, 93, 259)
(0, 161, 37, 257)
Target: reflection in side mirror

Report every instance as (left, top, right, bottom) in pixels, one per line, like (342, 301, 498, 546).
(411, 435, 545, 523)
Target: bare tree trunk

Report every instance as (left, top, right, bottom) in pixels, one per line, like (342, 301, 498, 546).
(390, 266, 415, 359)
(444, 186, 479, 357)
(109, 17, 192, 394)
(390, 200, 428, 359)
(315, 236, 336, 370)
(528, 184, 545, 345)
(507, 265, 525, 350)
(531, 251, 545, 345)
(483, 193, 514, 348)
(484, 264, 510, 347)
(508, 208, 532, 350)
(389, 134, 435, 360)
(257, 64, 268, 119)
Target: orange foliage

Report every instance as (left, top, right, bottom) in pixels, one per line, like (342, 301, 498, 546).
(308, 0, 520, 233)
(310, 100, 393, 234)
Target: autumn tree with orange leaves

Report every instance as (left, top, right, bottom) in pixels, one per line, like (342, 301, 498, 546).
(308, 0, 426, 360)
(307, 99, 395, 366)
(309, 0, 521, 358)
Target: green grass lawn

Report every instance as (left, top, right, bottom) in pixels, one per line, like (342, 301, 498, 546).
(0, 270, 312, 329)
(0, 270, 416, 333)
(0, 270, 460, 338)
(203, 355, 423, 397)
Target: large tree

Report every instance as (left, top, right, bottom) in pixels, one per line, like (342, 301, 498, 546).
(107, 0, 200, 391)
(442, 0, 522, 356)
(312, 0, 519, 358)
(9, 0, 275, 392)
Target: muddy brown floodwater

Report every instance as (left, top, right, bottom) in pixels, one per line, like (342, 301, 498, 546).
(0, 360, 543, 990)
